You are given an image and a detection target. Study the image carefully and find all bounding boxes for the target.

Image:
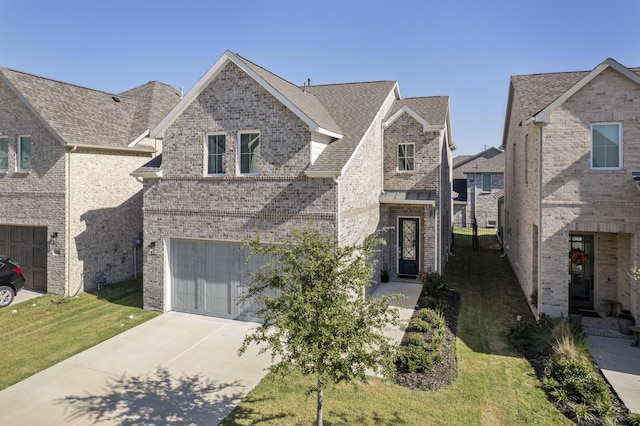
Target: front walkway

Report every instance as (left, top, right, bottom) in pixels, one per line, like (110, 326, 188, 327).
(583, 317, 640, 413)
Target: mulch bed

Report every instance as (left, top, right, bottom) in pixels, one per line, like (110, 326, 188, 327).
(394, 290, 460, 391)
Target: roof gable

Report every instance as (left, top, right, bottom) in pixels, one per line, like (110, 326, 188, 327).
(151, 51, 343, 140)
(511, 58, 640, 123)
(0, 68, 179, 150)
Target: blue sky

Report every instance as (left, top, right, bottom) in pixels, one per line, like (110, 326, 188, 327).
(1, 0, 638, 156)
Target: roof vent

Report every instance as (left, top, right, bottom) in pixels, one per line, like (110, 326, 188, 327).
(112, 96, 120, 103)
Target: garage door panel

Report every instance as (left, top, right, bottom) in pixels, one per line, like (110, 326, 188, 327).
(0, 225, 47, 292)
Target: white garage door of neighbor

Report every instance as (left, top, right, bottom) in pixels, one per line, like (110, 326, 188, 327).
(170, 239, 268, 319)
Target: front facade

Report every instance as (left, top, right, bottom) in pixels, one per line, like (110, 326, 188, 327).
(502, 58, 640, 320)
(136, 51, 454, 318)
(452, 147, 504, 228)
(0, 68, 178, 296)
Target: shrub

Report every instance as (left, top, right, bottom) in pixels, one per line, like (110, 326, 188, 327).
(544, 357, 609, 406)
(408, 317, 430, 333)
(420, 269, 445, 297)
(507, 319, 540, 353)
(628, 413, 640, 426)
(408, 333, 426, 347)
(396, 344, 434, 373)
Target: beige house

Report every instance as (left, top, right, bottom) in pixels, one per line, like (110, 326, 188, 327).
(0, 68, 179, 296)
(134, 51, 455, 318)
(502, 58, 640, 319)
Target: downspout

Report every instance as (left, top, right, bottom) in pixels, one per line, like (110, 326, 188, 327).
(536, 123, 544, 317)
(333, 175, 340, 243)
(435, 130, 443, 273)
(66, 145, 78, 296)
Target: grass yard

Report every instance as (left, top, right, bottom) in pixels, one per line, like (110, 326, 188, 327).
(453, 226, 497, 236)
(0, 279, 159, 391)
(222, 244, 571, 426)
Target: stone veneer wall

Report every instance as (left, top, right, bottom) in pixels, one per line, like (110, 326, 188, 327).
(142, 61, 338, 311)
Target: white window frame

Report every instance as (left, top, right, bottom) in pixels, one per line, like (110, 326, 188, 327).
(238, 131, 260, 176)
(590, 123, 622, 171)
(397, 143, 415, 172)
(481, 173, 492, 193)
(205, 132, 226, 176)
(0, 136, 8, 171)
(18, 135, 32, 172)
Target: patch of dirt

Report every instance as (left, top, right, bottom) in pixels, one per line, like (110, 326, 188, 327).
(394, 290, 460, 391)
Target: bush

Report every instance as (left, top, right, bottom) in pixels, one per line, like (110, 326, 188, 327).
(420, 269, 445, 297)
(408, 317, 430, 333)
(396, 343, 434, 373)
(507, 319, 540, 353)
(544, 357, 609, 406)
(408, 333, 426, 347)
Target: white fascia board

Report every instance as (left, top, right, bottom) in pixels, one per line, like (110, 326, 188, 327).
(533, 58, 640, 123)
(128, 130, 151, 147)
(379, 197, 435, 206)
(383, 106, 431, 129)
(68, 143, 156, 153)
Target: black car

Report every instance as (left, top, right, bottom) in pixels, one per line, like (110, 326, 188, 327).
(0, 256, 25, 308)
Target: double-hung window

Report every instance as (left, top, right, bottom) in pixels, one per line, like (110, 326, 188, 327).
(482, 173, 492, 192)
(18, 135, 32, 171)
(591, 123, 622, 170)
(397, 143, 414, 171)
(239, 132, 260, 175)
(0, 136, 8, 171)
(207, 133, 226, 175)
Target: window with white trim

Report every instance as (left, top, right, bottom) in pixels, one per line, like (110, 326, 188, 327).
(591, 123, 622, 170)
(18, 135, 31, 171)
(482, 173, 492, 192)
(239, 132, 260, 174)
(397, 143, 414, 171)
(0, 136, 8, 171)
(207, 133, 226, 175)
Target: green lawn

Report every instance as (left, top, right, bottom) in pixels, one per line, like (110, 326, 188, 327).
(221, 244, 571, 426)
(0, 279, 159, 390)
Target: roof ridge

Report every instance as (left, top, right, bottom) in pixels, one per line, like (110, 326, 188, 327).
(304, 80, 396, 88)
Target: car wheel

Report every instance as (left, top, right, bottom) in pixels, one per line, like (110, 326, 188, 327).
(0, 285, 15, 308)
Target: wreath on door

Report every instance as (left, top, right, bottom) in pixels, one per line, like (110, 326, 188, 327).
(569, 248, 589, 266)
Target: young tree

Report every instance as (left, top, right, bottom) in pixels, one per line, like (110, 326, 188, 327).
(238, 229, 399, 426)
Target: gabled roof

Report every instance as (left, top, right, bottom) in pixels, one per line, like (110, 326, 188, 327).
(453, 147, 504, 179)
(510, 58, 640, 122)
(151, 51, 343, 140)
(305, 81, 399, 174)
(0, 68, 179, 150)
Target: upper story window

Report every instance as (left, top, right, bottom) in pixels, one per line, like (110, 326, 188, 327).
(397, 143, 414, 171)
(482, 173, 492, 192)
(18, 135, 31, 171)
(239, 132, 260, 175)
(207, 133, 226, 175)
(0, 136, 8, 171)
(591, 123, 622, 170)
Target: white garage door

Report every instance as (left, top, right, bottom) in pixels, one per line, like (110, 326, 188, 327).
(170, 239, 268, 319)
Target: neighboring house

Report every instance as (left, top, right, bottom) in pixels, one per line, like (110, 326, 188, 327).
(502, 58, 640, 319)
(0, 68, 179, 296)
(133, 51, 455, 319)
(452, 147, 504, 228)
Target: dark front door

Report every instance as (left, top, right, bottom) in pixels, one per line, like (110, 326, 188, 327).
(398, 218, 419, 276)
(569, 235, 594, 310)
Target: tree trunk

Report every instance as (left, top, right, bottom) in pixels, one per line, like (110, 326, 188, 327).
(317, 377, 323, 426)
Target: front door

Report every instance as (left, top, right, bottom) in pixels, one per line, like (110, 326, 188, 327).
(569, 234, 594, 310)
(398, 218, 419, 277)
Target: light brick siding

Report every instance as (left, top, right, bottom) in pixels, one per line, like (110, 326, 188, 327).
(0, 78, 67, 294)
(68, 149, 150, 293)
(142, 62, 338, 311)
(506, 67, 640, 317)
(464, 172, 503, 227)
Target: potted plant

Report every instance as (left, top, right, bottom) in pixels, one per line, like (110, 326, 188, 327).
(380, 264, 390, 283)
(618, 310, 635, 335)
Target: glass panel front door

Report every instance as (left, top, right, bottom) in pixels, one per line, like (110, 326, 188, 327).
(398, 218, 419, 276)
(569, 235, 594, 310)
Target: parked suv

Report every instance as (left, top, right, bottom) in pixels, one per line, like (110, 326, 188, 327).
(0, 257, 25, 308)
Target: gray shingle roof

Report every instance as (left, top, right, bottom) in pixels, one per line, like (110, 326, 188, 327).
(453, 147, 503, 179)
(511, 67, 640, 119)
(388, 96, 449, 126)
(0, 68, 179, 148)
(236, 54, 342, 135)
(305, 81, 398, 173)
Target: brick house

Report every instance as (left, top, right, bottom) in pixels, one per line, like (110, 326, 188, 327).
(134, 51, 455, 318)
(0, 68, 179, 296)
(502, 58, 640, 319)
(452, 147, 504, 228)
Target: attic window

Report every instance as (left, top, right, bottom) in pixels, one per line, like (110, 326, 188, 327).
(112, 96, 120, 103)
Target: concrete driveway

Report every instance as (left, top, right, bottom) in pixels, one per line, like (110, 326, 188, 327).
(0, 313, 272, 425)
